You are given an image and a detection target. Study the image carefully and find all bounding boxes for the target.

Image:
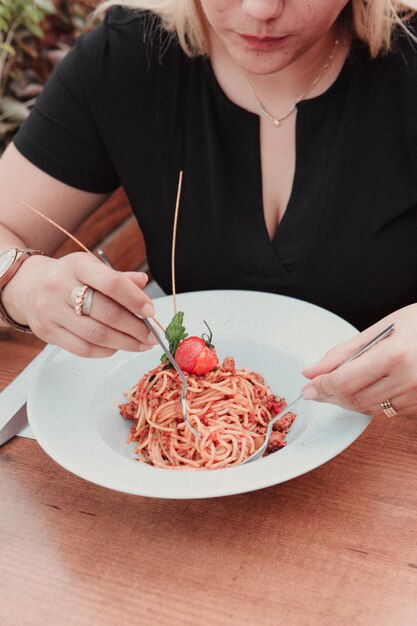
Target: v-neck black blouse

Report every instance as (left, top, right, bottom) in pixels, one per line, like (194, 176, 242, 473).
(14, 8, 417, 330)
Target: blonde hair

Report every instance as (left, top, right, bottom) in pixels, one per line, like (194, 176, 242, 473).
(96, 1, 417, 58)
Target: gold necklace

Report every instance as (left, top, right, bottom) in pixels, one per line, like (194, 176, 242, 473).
(243, 39, 339, 128)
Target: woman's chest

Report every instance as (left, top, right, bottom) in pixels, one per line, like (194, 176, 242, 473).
(259, 116, 297, 239)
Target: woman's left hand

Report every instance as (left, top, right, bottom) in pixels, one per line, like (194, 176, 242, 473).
(301, 304, 417, 417)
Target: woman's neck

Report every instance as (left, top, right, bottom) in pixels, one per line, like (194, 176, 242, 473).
(208, 26, 351, 117)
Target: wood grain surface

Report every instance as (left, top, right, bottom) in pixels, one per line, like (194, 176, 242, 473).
(1, 331, 416, 626)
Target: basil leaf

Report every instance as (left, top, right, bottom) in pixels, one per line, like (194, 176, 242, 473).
(160, 311, 188, 363)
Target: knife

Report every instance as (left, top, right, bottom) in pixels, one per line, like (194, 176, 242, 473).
(0, 402, 29, 447)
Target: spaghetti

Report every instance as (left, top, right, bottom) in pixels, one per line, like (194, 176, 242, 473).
(119, 356, 296, 469)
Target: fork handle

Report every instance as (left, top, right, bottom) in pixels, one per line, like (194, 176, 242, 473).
(338, 323, 395, 368)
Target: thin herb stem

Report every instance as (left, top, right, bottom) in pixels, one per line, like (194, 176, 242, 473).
(21, 201, 95, 256)
(171, 170, 183, 316)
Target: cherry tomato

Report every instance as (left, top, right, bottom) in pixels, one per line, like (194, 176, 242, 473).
(175, 336, 218, 375)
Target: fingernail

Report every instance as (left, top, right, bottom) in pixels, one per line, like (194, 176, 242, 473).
(303, 386, 319, 400)
(141, 303, 154, 317)
(147, 332, 159, 345)
(138, 344, 153, 352)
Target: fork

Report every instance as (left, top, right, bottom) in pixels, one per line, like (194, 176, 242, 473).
(241, 323, 395, 465)
(96, 248, 199, 439)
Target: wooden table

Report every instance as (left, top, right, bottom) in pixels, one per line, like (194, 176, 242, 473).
(1, 330, 416, 626)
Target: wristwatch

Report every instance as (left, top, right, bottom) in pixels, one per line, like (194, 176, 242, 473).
(0, 247, 44, 332)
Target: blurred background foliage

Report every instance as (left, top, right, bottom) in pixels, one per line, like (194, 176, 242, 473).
(0, 0, 99, 153)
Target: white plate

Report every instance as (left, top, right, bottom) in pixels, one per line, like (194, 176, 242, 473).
(27, 290, 371, 499)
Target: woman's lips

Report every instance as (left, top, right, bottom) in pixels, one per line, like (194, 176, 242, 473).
(239, 34, 289, 51)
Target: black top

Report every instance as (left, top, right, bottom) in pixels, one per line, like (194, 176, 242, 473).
(14, 8, 417, 330)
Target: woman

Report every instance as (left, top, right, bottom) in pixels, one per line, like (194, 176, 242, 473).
(0, 0, 417, 419)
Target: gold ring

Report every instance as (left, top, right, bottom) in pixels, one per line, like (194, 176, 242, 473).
(70, 285, 93, 316)
(380, 399, 397, 417)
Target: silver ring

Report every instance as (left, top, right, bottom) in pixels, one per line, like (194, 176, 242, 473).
(82, 287, 93, 315)
(70, 285, 93, 316)
(380, 399, 397, 417)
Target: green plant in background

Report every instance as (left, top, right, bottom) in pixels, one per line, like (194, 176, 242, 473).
(0, 0, 97, 153)
(0, 1, 54, 138)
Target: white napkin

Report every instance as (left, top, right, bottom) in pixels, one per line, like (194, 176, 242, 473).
(0, 344, 57, 439)
(0, 281, 166, 440)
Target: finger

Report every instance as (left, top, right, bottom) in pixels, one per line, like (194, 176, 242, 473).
(64, 304, 157, 353)
(78, 290, 158, 346)
(302, 334, 368, 379)
(47, 325, 116, 358)
(339, 374, 411, 412)
(301, 341, 391, 400)
(303, 319, 395, 379)
(308, 393, 364, 412)
(73, 256, 155, 318)
(366, 390, 417, 418)
(308, 382, 416, 418)
(124, 271, 149, 289)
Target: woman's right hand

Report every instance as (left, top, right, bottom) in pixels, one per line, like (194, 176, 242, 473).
(1, 251, 159, 358)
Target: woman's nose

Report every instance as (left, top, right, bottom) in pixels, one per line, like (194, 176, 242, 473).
(241, 0, 284, 21)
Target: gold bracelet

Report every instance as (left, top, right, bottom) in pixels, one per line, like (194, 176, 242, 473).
(0, 293, 33, 333)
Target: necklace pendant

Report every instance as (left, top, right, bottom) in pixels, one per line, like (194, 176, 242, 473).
(246, 38, 339, 132)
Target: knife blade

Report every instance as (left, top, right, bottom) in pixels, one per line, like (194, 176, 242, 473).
(0, 402, 29, 447)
